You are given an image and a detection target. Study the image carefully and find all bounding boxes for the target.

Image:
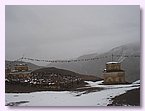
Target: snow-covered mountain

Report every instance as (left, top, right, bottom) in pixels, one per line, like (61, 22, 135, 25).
(47, 42, 140, 82)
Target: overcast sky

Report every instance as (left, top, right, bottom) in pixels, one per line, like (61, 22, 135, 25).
(6, 5, 140, 62)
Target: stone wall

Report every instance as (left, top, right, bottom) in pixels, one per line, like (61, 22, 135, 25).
(103, 71, 125, 84)
(106, 63, 121, 71)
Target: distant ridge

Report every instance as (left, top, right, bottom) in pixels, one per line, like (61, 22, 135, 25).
(47, 42, 140, 82)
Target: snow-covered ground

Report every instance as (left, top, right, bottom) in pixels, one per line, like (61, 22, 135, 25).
(5, 80, 140, 106)
(85, 80, 140, 89)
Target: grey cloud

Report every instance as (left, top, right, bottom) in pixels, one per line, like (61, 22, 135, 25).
(5, 5, 140, 62)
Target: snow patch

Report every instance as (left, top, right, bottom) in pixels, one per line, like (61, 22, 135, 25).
(5, 80, 140, 106)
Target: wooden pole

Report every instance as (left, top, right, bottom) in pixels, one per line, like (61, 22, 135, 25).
(112, 54, 113, 61)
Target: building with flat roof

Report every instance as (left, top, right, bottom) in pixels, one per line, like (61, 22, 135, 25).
(103, 62, 126, 84)
(6, 63, 32, 82)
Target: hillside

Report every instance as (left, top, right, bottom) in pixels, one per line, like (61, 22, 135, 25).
(31, 67, 101, 82)
(47, 42, 140, 82)
(6, 67, 101, 93)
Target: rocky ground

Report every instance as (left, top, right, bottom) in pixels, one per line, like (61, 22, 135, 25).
(5, 81, 88, 93)
(5, 80, 140, 106)
(108, 88, 140, 106)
